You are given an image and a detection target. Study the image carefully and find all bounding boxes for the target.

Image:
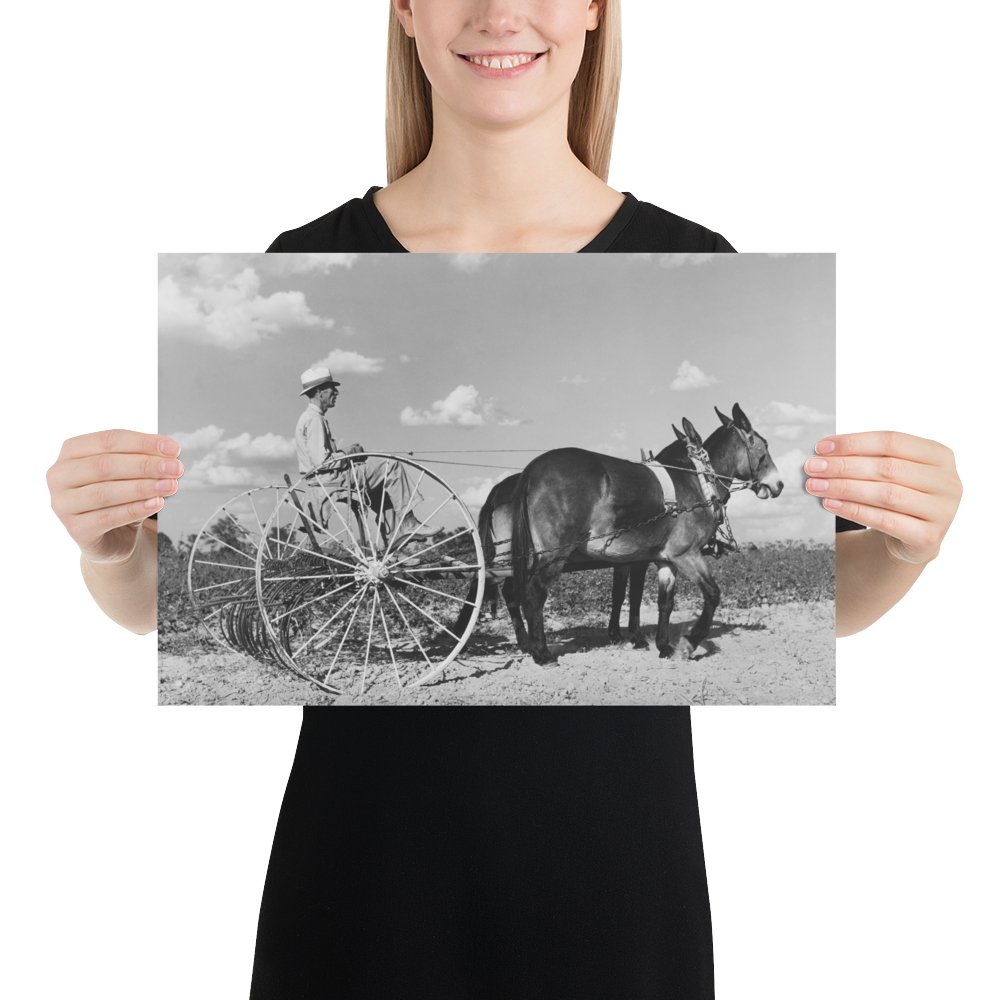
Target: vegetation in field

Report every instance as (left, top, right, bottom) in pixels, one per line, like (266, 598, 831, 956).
(158, 527, 834, 655)
(542, 540, 834, 627)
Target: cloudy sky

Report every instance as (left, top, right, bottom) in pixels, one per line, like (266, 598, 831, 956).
(159, 253, 835, 543)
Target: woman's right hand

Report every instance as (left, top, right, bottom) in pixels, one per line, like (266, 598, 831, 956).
(46, 429, 183, 565)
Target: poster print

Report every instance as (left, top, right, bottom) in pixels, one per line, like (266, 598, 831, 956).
(159, 253, 836, 706)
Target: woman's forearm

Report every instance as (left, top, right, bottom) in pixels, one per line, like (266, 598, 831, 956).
(835, 528, 931, 637)
(79, 519, 158, 635)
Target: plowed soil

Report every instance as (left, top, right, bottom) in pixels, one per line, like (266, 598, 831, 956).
(158, 598, 835, 706)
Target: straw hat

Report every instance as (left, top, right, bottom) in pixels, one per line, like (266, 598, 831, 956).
(299, 365, 341, 396)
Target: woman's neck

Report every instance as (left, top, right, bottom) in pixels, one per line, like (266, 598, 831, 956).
(374, 102, 624, 252)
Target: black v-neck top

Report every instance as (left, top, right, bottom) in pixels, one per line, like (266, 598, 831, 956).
(267, 185, 736, 254)
(248, 191, 861, 999)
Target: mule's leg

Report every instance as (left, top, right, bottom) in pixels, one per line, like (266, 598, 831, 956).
(608, 565, 628, 643)
(502, 578, 530, 652)
(654, 562, 678, 658)
(454, 577, 496, 635)
(671, 552, 721, 660)
(628, 563, 649, 649)
(524, 560, 565, 665)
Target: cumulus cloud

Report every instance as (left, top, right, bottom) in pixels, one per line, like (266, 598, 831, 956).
(726, 447, 833, 542)
(315, 347, 384, 375)
(273, 254, 358, 274)
(560, 375, 591, 385)
(658, 253, 714, 269)
(765, 401, 832, 424)
(170, 424, 226, 452)
(750, 401, 834, 441)
(625, 253, 715, 269)
(449, 254, 491, 273)
(401, 384, 489, 427)
(182, 457, 258, 490)
(772, 447, 810, 487)
(459, 474, 515, 511)
(670, 360, 719, 391)
(159, 266, 333, 349)
(216, 431, 295, 461)
(168, 425, 296, 489)
(400, 385, 527, 428)
(165, 253, 357, 282)
(159, 275, 203, 330)
(770, 425, 806, 441)
(399, 354, 413, 363)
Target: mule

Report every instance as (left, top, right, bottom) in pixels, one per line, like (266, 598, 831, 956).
(510, 403, 783, 665)
(454, 471, 649, 644)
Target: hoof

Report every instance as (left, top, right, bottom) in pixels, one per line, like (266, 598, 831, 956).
(608, 628, 624, 644)
(631, 633, 650, 650)
(670, 638, 694, 661)
(532, 650, 558, 667)
(657, 645, 673, 659)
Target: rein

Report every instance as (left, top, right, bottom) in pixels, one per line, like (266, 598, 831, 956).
(493, 438, 753, 563)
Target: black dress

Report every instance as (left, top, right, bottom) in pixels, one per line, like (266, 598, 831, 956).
(245, 188, 863, 999)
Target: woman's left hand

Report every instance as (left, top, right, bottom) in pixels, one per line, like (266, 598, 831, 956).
(803, 431, 963, 564)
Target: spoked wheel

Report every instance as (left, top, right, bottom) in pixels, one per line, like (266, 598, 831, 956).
(186, 486, 289, 655)
(254, 453, 486, 696)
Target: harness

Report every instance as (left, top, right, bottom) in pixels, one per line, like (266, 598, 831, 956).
(636, 426, 767, 558)
(639, 442, 734, 557)
(492, 427, 769, 564)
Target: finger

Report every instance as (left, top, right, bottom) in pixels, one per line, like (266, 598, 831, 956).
(69, 496, 166, 551)
(804, 475, 941, 520)
(819, 497, 943, 553)
(802, 454, 942, 494)
(815, 431, 951, 466)
(54, 453, 184, 491)
(53, 477, 180, 518)
(58, 429, 181, 462)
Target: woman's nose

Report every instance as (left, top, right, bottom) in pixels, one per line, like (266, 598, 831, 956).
(472, 0, 527, 37)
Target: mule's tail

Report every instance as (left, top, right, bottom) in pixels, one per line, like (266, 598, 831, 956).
(511, 473, 533, 604)
(478, 493, 497, 568)
(454, 491, 500, 634)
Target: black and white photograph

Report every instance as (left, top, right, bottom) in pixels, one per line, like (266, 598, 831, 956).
(159, 252, 836, 705)
(15, 2, 991, 996)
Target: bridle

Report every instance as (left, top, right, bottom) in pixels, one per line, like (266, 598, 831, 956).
(714, 423, 767, 495)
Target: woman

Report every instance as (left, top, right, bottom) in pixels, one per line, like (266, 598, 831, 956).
(46, 2, 962, 996)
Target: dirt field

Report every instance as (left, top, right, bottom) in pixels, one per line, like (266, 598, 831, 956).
(158, 596, 835, 706)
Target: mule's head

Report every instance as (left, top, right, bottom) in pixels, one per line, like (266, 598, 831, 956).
(713, 403, 784, 498)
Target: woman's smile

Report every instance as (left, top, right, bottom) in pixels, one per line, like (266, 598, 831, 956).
(455, 49, 547, 78)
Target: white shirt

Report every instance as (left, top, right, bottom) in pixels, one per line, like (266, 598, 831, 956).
(295, 400, 342, 474)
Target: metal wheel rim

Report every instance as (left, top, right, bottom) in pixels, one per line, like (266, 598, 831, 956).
(254, 453, 486, 696)
(186, 485, 287, 655)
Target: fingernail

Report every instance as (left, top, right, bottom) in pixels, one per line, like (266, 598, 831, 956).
(144, 497, 163, 510)
(159, 460, 181, 476)
(155, 479, 176, 493)
(159, 438, 180, 457)
(805, 458, 828, 473)
(823, 498, 843, 509)
(816, 439, 835, 454)
(807, 478, 829, 492)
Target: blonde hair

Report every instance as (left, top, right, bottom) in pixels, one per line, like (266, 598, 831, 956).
(386, 1, 622, 183)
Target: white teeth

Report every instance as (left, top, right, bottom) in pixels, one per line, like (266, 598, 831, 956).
(467, 53, 537, 68)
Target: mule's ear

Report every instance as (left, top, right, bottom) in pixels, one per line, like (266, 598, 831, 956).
(733, 402, 752, 432)
(682, 416, 702, 445)
(715, 405, 731, 427)
(672, 423, 685, 441)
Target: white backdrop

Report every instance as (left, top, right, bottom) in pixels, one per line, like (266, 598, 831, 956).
(4, 2, 996, 998)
